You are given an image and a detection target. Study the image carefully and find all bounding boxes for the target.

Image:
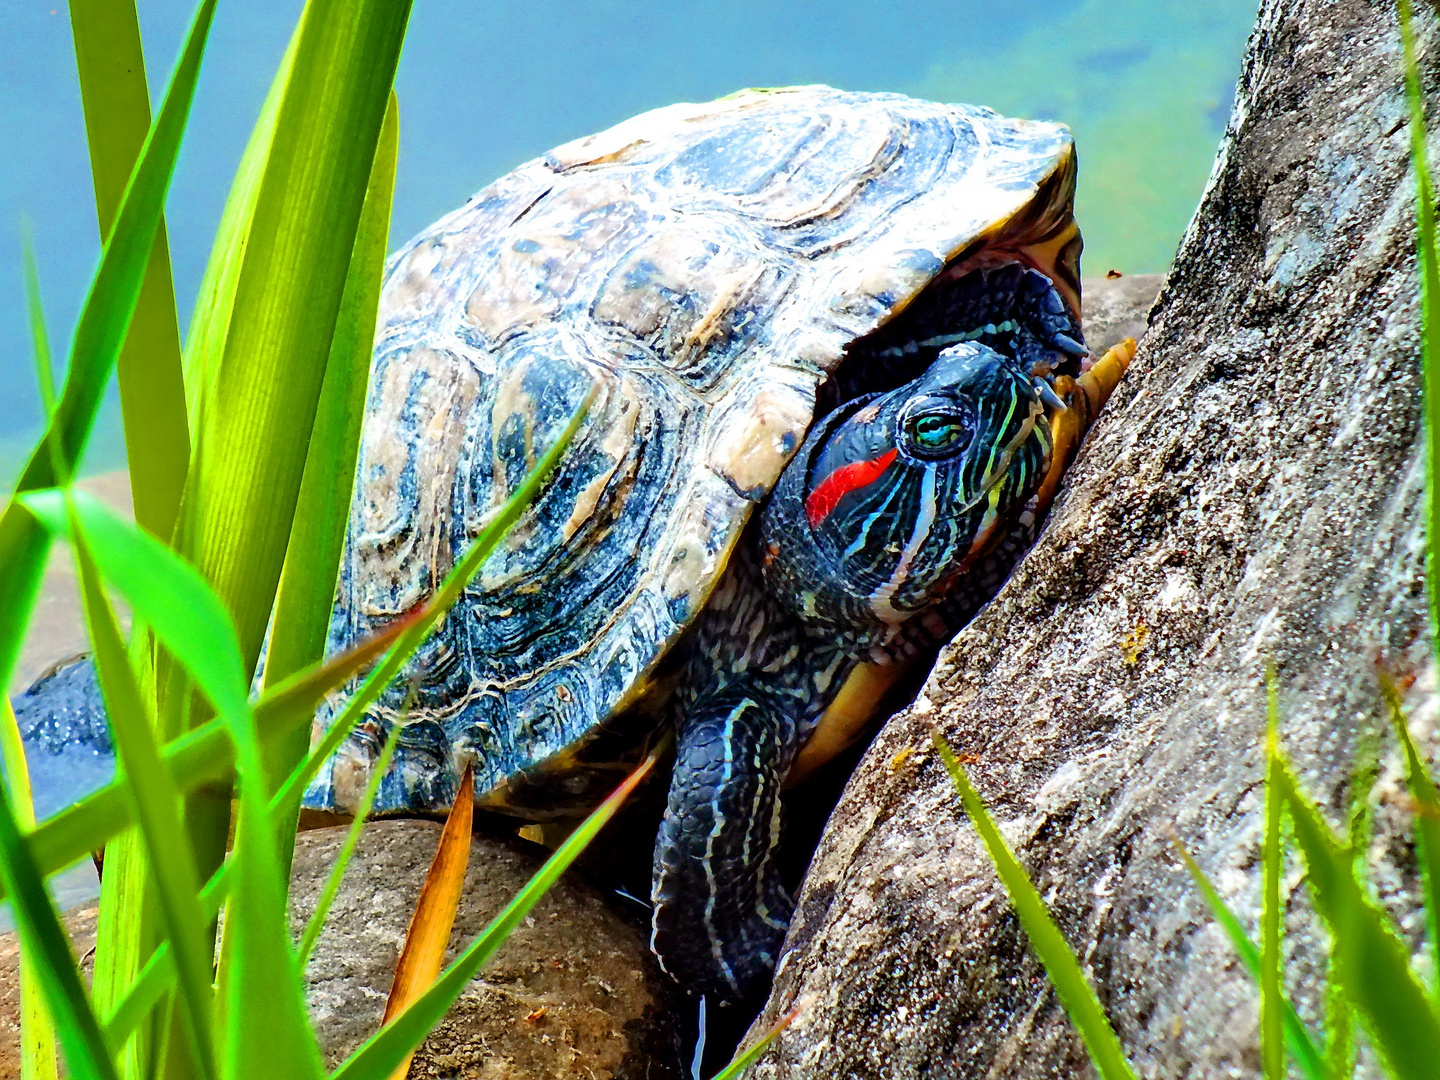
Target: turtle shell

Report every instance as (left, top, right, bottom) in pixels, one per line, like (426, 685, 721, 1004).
(305, 86, 1076, 816)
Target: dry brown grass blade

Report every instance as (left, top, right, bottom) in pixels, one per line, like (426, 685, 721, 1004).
(380, 761, 475, 1079)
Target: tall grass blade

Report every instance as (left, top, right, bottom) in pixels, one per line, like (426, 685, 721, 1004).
(21, 232, 57, 415)
(1271, 747, 1440, 1079)
(22, 491, 247, 722)
(13, 242, 67, 1080)
(223, 732, 326, 1080)
(1399, 0, 1440, 657)
(0, 779, 117, 1080)
(14, 8, 214, 1055)
(181, 21, 295, 433)
(1261, 676, 1285, 1080)
(101, 942, 170, 1060)
(266, 90, 398, 692)
(378, 761, 473, 1080)
(1, 696, 59, 1080)
(264, 89, 398, 826)
(272, 387, 595, 819)
(0, 0, 213, 694)
(1170, 839, 1324, 1079)
(69, 0, 189, 538)
(1379, 673, 1440, 1004)
(173, 0, 413, 682)
(706, 1005, 801, 1080)
(21, 233, 70, 502)
(101, 855, 232, 1055)
(931, 731, 1137, 1080)
(295, 705, 405, 968)
(60, 499, 216, 1077)
(157, 9, 413, 1039)
(331, 755, 657, 1080)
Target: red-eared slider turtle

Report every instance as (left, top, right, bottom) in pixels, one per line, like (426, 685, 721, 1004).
(302, 87, 1128, 1001)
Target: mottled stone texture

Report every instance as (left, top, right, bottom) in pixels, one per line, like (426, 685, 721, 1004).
(295, 822, 684, 1079)
(751, 2, 1438, 1076)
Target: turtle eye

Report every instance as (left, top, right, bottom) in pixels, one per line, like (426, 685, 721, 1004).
(901, 402, 973, 460)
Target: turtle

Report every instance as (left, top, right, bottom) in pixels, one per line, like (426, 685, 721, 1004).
(301, 86, 1130, 1003)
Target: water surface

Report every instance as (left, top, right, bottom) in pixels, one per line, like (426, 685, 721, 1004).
(0, 0, 1256, 482)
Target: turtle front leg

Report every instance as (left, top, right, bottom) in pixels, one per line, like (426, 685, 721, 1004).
(651, 690, 797, 1002)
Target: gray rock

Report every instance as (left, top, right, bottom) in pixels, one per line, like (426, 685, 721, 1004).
(294, 821, 684, 1079)
(750, 2, 1437, 1076)
(1079, 273, 1163, 357)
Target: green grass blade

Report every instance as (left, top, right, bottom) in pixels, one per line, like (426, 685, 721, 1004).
(101, 861, 225, 1055)
(223, 752, 325, 1080)
(1170, 839, 1325, 1079)
(1380, 674, 1440, 1005)
(331, 753, 655, 1080)
(1, 696, 59, 1080)
(264, 88, 398, 825)
(161, 10, 413, 1038)
(706, 1005, 801, 1080)
(272, 386, 595, 819)
(21, 233, 69, 502)
(101, 940, 171, 1060)
(3, 261, 62, 1077)
(1399, 0, 1440, 659)
(1325, 975, 1354, 1080)
(173, 0, 413, 684)
(0, 779, 117, 1080)
(69, 0, 190, 538)
(1261, 677, 1285, 1080)
(63, 499, 216, 1077)
(12, 0, 210, 496)
(22, 491, 248, 724)
(0, 0, 213, 694)
(295, 695, 406, 968)
(266, 89, 398, 692)
(931, 731, 1137, 1080)
(20, 231, 57, 416)
(1271, 746, 1440, 1079)
(181, 17, 296, 433)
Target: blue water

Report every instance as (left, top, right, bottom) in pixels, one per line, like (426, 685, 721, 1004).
(0, 0, 1256, 486)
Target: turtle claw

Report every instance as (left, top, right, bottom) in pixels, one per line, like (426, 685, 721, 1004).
(1032, 336, 1136, 516)
(1034, 378, 1067, 411)
(1051, 332, 1088, 358)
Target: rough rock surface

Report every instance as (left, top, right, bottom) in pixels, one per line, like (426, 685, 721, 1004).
(1079, 273, 1163, 357)
(751, 2, 1438, 1077)
(0, 906, 98, 1080)
(294, 821, 684, 1079)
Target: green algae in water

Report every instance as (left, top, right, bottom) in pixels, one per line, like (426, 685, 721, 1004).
(910, 0, 1258, 277)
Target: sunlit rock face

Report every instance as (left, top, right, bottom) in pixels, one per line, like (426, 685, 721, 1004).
(750, 2, 1436, 1076)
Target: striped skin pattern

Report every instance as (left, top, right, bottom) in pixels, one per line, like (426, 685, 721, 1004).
(653, 343, 1053, 999)
(298, 87, 1084, 1000)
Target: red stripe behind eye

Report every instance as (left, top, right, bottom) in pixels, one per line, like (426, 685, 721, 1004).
(805, 448, 898, 528)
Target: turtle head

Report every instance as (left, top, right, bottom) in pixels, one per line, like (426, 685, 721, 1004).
(760, 342, 1053, 637)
